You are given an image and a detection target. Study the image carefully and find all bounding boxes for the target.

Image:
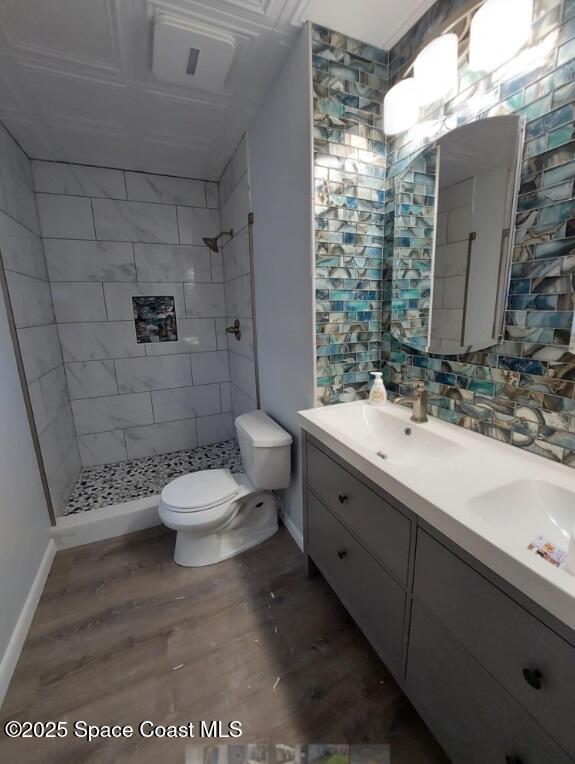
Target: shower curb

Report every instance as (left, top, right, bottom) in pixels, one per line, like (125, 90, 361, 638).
(52, 495, 161, 549)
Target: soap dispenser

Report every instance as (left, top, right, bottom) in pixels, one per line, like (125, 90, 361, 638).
(369, 371, 387, 406)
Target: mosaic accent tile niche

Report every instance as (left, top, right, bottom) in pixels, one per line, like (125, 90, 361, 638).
(382, 0, 575, 467)
(133, 295, 178, 343)
(312, 25, 388, 405)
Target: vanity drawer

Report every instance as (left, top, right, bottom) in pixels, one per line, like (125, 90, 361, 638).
(307, 442, 412, 585)
(406, 601, 572, 764)
(414, 529, 575, 759)
(307, 492, 406, 677)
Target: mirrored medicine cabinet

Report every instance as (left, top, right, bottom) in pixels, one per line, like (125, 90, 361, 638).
(391, 115, 525, 355)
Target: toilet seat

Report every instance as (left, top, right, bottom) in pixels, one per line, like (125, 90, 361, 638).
(160, 469, 241, 513)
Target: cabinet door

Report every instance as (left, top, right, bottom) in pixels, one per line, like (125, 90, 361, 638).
(406, 602, 572, 764)
(307, 492, 406, 677)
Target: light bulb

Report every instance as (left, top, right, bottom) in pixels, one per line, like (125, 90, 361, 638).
(414, 33, 459, 105)
(469, 0, 533, 71)
(383, 78, 420, 135)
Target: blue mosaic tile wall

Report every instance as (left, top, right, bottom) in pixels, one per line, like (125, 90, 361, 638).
(390, 147, 437, 349)
(382, 0, 575, 467)
(312, 25, 388, 405)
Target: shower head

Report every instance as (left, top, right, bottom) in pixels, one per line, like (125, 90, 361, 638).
(202, 229, 234, 253)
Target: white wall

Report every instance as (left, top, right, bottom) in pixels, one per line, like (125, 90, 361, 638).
(220, 137, 258, 417)
(248, 25, 315, 546)
(0, 262, 54, 703)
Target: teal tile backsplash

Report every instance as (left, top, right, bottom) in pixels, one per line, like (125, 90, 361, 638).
(312, 25, 388, 406)
(313, 0, 575, 468)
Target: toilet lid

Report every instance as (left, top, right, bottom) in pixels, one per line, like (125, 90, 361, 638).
(161, 469, 240, 512)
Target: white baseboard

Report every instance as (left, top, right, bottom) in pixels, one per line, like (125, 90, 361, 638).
(52, 495, 162, 550)
(0, 539, 56, 707)
(281, 512, 303, 550)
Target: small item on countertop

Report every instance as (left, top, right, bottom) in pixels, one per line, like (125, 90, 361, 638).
(527, 535, 567, 568)
(369, 371, 387, 407)
(566, 524, 575, 576)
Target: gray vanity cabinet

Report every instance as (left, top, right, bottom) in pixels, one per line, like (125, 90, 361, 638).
(305, 438, 415, 681)
(406, 602, 573, 764)
(303, 433, 575, 764)
(414, 529, 575, 760)
(306, 441, 412, 585)
(307, 492, 406, 676)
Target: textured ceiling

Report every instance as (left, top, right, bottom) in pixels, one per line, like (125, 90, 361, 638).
(0, 0, 431, 180)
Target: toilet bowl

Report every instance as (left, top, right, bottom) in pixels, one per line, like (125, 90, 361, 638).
(159, 411, 292, 567)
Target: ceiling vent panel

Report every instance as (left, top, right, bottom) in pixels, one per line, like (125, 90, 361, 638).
(152, 14, 236, 91)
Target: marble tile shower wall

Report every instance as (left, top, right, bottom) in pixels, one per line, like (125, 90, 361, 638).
(0, 125, 80, 516)
(382, 0, 575, 467)
(219, 136, 258, 417)
(32, 161, 234, 467)
(312, 25, 388, 405)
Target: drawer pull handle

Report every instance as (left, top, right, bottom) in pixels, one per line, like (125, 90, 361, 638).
(337, 549, 348, 560)
(522, 668, 542, 690)
(338, 494, 348, 504)
(505, 756, 523, 764)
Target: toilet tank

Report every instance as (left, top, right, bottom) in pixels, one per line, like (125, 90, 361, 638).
(235, 411, 292, 490)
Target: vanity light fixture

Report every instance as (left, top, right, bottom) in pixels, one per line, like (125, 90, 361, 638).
(383, 78, 421, 136)
(469, 0, 533, 71)
(414, 33, 458, 105)
(383, 0, 534, 135)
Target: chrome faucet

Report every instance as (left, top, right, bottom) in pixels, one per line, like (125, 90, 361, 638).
(394, 382, 429, 424)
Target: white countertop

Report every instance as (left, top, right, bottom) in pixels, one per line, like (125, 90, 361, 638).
(298, 400, 575, 632)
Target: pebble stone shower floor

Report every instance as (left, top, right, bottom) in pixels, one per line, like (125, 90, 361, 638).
(66, 440, 242, 514)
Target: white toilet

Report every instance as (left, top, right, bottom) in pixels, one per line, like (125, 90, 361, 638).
(159, 411, 292, 567)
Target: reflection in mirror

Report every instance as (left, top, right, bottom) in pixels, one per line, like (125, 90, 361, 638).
(391, 146, 437, 350)
(391, 115, 525, 356)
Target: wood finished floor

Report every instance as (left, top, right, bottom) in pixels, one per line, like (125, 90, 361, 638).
(1, 526, 449, 764)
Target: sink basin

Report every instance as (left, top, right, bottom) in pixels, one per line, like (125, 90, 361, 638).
(469, 479, 575, 548)
(313, 402, 463, 466)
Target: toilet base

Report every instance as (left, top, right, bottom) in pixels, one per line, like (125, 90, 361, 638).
(172, 492, 279, 567)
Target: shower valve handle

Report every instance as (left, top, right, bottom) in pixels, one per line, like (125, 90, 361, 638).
(226, 319, 242, 341)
